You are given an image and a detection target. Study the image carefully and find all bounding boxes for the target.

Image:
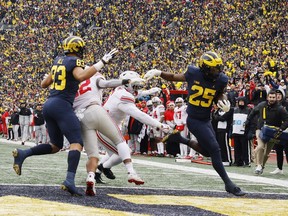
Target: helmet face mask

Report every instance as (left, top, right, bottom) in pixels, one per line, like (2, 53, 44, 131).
(175, 97, 184, 107)
(62, 36, 86, 58)
(119, 71, 144, 94)
(199, 51, 223, 80)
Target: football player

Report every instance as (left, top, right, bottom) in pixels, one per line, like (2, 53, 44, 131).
(144, 51, 246, 196)
(151, 96, 166, 156)
(95, 71, 171, 182)
(73, 69, 146, 196)
(174, 97, 189, 159)
(12, 35, 117, 196)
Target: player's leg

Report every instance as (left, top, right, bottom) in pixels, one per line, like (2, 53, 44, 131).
(97, 131, 144, 185)
(12, 104, 60, 176)
(187, 119, 246, 196)
(58, 103, 83, 196)
(81, 123, 99, 196)
(83, 105, 143, 184)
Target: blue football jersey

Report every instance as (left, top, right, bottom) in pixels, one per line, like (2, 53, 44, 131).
(184, 65, 228, 120)
(48, 56, 85, 104)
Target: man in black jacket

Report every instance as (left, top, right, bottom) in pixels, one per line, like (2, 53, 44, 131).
(18, 102, 32, 145)
(245, 90, 288, 174)
(34, 104, 47, 145)
(10, 107, 20, 141)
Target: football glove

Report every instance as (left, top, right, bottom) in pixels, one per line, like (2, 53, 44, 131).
(101, 48, 118, 64)
(144, 69, 162, 80)
(160, 123, 172, 134)
(217, 99, 231, 112)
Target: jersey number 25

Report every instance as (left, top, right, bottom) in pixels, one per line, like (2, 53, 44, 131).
(189, 85, 216, 107)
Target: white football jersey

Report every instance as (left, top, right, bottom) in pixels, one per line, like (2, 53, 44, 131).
(152, 104, 165, 122)
(73, 73, 104, 110)
(104, 86, 135, 127)
(173, 105, 187, 125)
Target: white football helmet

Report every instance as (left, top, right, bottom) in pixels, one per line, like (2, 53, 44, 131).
(152, 96, 162, 105)
(146, 100, 153, 107)
(119, 71, 144, 94)
(175, 97, 184, 106)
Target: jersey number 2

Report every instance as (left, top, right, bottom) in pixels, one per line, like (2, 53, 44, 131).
(189, 85, 216, 107)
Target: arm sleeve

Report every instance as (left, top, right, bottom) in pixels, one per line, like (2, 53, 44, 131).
(280, 107, 288, 130)
(269, 78, 279, 89)
(97, 78, 123, 89)
(137, 87, 161, 98)
(118, 103, 161, 128)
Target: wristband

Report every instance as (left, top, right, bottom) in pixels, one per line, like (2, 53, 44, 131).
(101, 59, 107, 65)
(93, 60, 104, 71)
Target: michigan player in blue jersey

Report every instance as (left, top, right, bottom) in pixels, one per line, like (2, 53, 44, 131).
(12, 35, 118, 196)
(144, 51, 246, 196)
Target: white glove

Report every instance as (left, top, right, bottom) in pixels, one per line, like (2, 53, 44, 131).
(217, 99, 231, 112)
(101, 48, 118, 64)
(43, 73, 49, 79)
(144, 69, 162, 80)
(160, 123, 172, 134)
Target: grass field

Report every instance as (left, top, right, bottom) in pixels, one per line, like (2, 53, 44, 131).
(1, 139, 288, 215)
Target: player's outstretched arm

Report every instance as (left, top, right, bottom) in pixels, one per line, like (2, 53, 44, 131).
(144, 69, 186, 82)
(118, 102, 170, 132)
(97, 77, 130, 89)
(74, 48, 119, 82)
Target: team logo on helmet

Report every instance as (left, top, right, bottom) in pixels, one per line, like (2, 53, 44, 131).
(62, 36, 85, 58)
(199, 51, 223, 80)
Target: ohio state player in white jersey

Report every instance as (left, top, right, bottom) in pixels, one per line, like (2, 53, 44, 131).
(174, 97, 190, 158)
(74, 71, 144, 196)
(150, 96, 166, 156)
(95, 71, 171, 181)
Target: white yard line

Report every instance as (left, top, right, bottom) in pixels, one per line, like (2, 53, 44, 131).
(133, 159, 288, 188)
(2, 138, 287, 188)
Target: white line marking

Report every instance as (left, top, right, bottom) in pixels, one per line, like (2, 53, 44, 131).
(132, 159, 288, 188)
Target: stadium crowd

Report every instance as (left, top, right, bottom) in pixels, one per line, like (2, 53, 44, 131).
(0, 1, 287, 166)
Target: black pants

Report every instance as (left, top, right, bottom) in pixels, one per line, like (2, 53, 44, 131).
(233, 135, 251, 166)
(274, 143, 288, 170)
(216, 130, 232, 164)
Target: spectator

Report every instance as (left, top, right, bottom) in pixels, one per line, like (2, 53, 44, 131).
(10, 107, 20, 141)
(245, 90, 288, 175)
(33, 104, 46, 145)
(18, 102, 32, 145)
(231, 97, 252, 167)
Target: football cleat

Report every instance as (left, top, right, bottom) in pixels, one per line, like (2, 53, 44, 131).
(98, 164, 116, 179)
(95, 173, 106, 184)
(12, 149, 26, 175)
(61, 180, 83, 196)
(86, 176, 96, 196)
(225, 184, 246, 196)
(128, 173, 145, 185)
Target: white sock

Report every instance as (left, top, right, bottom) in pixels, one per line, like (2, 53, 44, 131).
(88, 172, 95, 178)
(125, 162, 135, 174)
(103, 154, 122, 169)
(117, 141, 132, 161)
